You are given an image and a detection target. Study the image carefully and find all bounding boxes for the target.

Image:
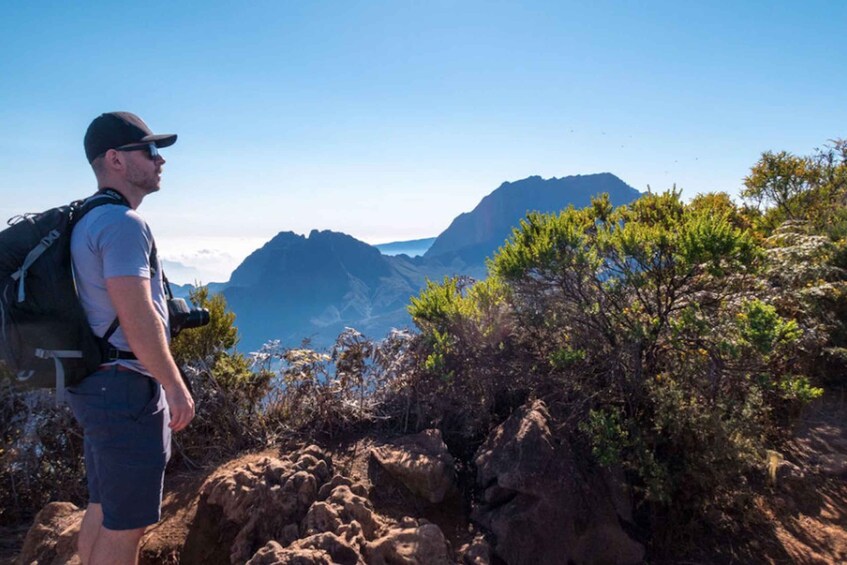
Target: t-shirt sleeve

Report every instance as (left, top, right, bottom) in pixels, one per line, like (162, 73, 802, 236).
(91, 208, 153, 279)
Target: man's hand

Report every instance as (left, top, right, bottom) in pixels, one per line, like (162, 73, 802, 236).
(106, 276, 195, 431)
(163, 381, 195, 431)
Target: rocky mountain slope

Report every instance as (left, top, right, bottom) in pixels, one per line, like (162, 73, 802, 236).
(425, 173, 640, 263)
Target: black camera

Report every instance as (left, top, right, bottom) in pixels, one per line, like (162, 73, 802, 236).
(167, 297, 210, 337)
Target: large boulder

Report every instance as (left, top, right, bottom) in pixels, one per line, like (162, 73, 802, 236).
(473, 400, 644, 565)
(18, 502, 82, 565)
(370, 429, 457, 503)
(184, 445, 456, 565)
(183, 446, 333, 565)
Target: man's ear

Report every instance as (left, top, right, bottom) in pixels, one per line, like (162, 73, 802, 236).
(103, 149, 125, 171)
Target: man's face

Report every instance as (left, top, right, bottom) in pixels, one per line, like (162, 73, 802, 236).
(123, 145, 165, 195)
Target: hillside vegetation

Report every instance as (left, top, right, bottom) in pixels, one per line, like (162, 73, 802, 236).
(2, 140, 846, 561)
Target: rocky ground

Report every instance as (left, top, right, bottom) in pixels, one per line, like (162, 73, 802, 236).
(5, 394, 847, 564)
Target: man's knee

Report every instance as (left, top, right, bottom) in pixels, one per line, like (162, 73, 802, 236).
(100, 525, 147, 543)
(83, 503, 103, 522)
(94, 525, 147, 556)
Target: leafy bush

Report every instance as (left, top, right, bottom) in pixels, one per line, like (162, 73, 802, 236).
(742, 139, 847, 236)
(407, 275, 530, 444)
(409, 186, 841, 529)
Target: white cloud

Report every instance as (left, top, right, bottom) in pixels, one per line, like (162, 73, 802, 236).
(158, 235, 271, 285)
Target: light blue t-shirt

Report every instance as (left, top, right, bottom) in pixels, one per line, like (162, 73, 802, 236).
(70, 201, 170, 375)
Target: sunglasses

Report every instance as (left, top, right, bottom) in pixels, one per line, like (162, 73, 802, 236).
(115, 142, 161, 160)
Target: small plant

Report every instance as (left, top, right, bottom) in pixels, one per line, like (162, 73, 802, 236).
(777, 374, 824, 403)
(549, 346, 586, 369)
(579, 408, 629, 467)
(737, 299, 802, 356)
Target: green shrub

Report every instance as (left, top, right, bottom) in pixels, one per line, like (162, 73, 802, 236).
(410, 187, 836, 529)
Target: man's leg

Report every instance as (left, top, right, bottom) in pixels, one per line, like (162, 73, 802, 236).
(89, 526, 146, 565)
(66, 373, 110, 565)
(77, 503, 103, 564)
(85, 372, 169, 565)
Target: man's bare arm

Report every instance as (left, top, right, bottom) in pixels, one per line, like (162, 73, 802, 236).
(105, 276, 195, 431)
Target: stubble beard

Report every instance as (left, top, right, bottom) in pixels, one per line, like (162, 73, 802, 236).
(126, 158, 161, 195)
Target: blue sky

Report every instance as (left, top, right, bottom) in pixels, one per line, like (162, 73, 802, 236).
(2, 1, 845, 282)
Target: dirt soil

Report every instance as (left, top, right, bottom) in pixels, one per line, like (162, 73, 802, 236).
(749, 393, 847, 564)
(3, 393, 847, 564)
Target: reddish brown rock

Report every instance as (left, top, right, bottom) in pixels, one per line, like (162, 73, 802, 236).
(365, 518, 452, 565)
(370, 429, 456, 503)
(291, 532, 364, 565)
(245, 540, 335, 565)
(184, 447, 333, 565)
(473, 400, 644, 565)
(318, 474, 368, 500)
(325, 485, 385, 539)
(302, 501, 344, 536)
(246, 530, 365, 565)
(18, 502, 83, 565)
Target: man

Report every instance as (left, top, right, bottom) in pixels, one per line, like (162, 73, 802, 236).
(67, 112, 195, 565)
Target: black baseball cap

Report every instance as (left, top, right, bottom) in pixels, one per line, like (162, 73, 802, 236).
(84, 111, 177, 163)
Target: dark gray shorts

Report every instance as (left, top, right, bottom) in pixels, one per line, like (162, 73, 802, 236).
(67, 365, 171, 530)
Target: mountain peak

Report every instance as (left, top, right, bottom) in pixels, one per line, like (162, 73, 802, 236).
(425, 173, 640, 261)
(229, 228, 389, 289)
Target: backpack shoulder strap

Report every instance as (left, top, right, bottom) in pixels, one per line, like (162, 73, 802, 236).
(72, 188, 138, 355)
(72, 187, 131, 227)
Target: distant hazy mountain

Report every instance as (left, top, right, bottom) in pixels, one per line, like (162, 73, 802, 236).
(218, 173, 642, 351)
(425, 173, 640, 263)
(162, 259, 203, 285)
(223, 230, 426, 351)
(375, 237, 437, 257)
(169, 281, 228, 301)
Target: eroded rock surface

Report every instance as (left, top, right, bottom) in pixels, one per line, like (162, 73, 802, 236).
(245, 540, 335, 565)
(370, 428, 457, 504)
(184, 445, 453, 564)
(365, 517, 453, 565)
(246, 530, 366, 565)
(18, 501, 82, 565)
(184, 446, 333, 564)
(473, 400, 644, 565)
